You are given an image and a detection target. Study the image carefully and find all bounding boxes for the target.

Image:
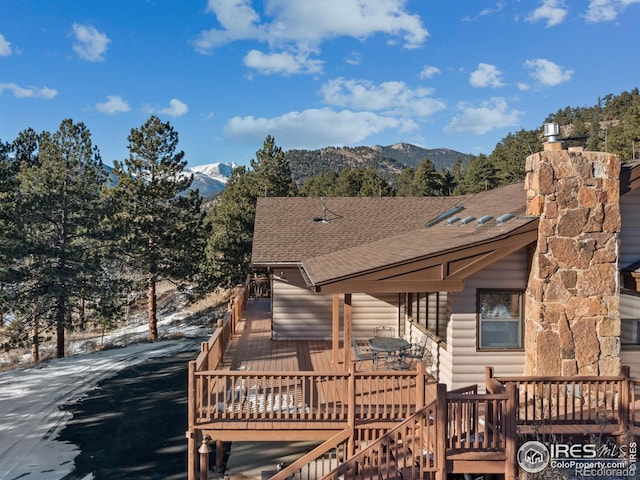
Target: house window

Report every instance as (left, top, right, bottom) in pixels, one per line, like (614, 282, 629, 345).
(407, 292, 448, 340)
(477, 290, 523, 350)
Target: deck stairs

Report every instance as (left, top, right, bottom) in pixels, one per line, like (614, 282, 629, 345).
(268, 383, 513, 480)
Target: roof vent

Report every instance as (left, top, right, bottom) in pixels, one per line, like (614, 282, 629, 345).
(476, 215, 493, 225)
(446, 216, 460, 225)
(544, 122, 560, 143)
(424, 205, 464, 228)
(460, 216, 476, 226)
(496, 213, 515, 225)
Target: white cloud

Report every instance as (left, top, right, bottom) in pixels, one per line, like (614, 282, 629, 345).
(263, 0, 428, 49)
(96, 95, 130, 114)
(419, 65, 440, 79)
(195, 0, 428, 74)
(159, 99, 189, 117)
(224, 108, 417, 149)
(72, 23, 111, 62)
(469, 63, 505, 88)
(244, 49, 323, 75)
(585, 0, 640, 22)
(444, 97, 522, 135)
(479, 1, 508, 17)
(193, 0, 264, 53)
(321, 78, 446, 117)
(518, 82, 530, 91)
(344, 51, 361, 66)
(0, 34, 12, 56)
(0, 82, 57, 99)
(525, 58, 573, 86)
(462, 1, 507, 21)
(526, 0, 568, 27)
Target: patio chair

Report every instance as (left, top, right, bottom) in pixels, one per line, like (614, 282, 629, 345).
(404, 333, 428, 360)
(351, 337, 375, 370)
(402, 333, 434, 376)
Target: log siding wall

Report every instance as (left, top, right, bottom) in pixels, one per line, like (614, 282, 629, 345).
(272, 268, 399, 340)
(442, 249, 529, 390)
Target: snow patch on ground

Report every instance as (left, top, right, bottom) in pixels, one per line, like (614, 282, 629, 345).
(0, 291, 218, 480)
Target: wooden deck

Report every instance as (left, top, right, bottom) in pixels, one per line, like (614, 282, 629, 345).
(188, 294, 429, 442)
(187, 281, 640, 480)
(222, 297, 346, 373)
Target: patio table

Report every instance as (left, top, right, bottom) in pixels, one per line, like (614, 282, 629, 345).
(368, 337, 410, 369)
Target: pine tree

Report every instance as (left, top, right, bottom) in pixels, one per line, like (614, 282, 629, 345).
(299, 171, 339, 197)
(412, 158, 441, 196)
(489, 129, 542, 185)
(202, 135, 296, 289)
(394, 167, 417, 196)
(0, 140, 19, 328)
(454, 154, 498, 195)
(250, 135, 297, 197)
(202, 167, 256, 289)
(108, 115, 204, 341)
(17, 120, 108, 358)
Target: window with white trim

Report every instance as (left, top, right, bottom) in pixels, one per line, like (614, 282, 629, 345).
(477, 290, 523, 350)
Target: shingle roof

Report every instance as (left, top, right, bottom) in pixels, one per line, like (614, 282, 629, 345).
(252, 195, 467, 263)
(251, 182, 537, 286)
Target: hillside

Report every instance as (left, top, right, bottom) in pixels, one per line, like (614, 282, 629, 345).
(373, 143, 469, 170)
(285, 143, 470, 185)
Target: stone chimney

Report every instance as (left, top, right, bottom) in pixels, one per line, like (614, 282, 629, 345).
(524, 143, 621, 376)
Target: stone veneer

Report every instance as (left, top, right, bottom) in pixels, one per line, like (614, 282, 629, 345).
(524, 148, 621, 376)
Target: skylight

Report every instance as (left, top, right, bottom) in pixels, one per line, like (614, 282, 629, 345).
(424, 205, 464, 228)
(477, 215, 493, 225)
(496, 213, 515, 225)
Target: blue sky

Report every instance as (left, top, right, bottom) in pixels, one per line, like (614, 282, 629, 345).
(0, 1, 638, 168)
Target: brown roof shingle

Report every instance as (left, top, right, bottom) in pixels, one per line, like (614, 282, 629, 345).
(251, 182, 537, 285)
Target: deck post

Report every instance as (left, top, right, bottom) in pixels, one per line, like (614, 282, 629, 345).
(435, 383, 447, 480)
(347, 362, 356, 458)
(332, 294, 340, 364)
(485, 366, 494, 384)
(504, 382, 517, 480)
(416, 362, 426, 410)
(216, 440, 225, 470)
(187, 360, 198, 480)
(619, 366, 631, 437)
(199, 436, 211, 480)
(344, 294, 352, 369)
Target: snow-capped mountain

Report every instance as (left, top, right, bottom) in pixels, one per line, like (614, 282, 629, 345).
(103, 161, 236, 199)
(187, 162, 237, 198)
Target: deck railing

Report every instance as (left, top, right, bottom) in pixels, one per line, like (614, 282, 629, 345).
(192, 364, 427, 426)
(187, 277, 253, 477)
(193, 278, 252, 372)
(491, 366, 640, 439)
(269, 429, 351, 480)
(316, 382, 518, 480)
(631, 377, 640, 429)
(321, 400, 439, 480)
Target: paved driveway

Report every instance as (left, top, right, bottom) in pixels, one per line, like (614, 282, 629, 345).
(58, 346, 214, 480)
